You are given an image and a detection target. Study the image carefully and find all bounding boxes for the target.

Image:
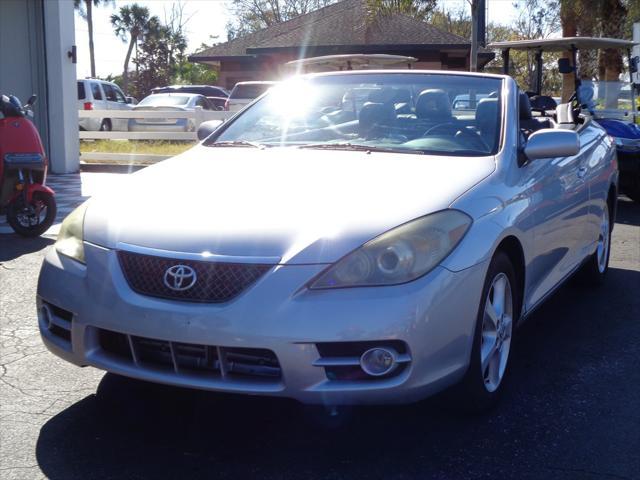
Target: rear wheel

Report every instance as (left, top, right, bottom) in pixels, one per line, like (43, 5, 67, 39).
(455, 251, 520, 411)
(6, 192, 57, 237)
(99, 119, 112, 131)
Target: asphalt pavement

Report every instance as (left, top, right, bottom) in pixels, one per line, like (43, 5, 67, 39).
(0, 195, 638, 480)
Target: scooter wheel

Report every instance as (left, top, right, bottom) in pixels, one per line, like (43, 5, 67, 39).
(7, 192, 57, 237)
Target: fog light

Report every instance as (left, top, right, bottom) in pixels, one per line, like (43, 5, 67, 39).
(360, 347, 397, 376)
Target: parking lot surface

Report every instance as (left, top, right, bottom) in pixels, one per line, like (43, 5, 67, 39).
(0, 180, 638, 479)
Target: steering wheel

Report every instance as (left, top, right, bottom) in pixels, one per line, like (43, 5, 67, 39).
(422, 122, 490, 151)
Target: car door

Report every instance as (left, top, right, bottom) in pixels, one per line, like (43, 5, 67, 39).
(112, 85, 131, 131)
(525, 130, 591, 308)
(102, 84, 128, 131)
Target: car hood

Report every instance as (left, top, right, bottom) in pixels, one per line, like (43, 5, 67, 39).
(84, 146, 495, 264)
(597, 118, 640, 139)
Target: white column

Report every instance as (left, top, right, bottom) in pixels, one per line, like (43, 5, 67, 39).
(44, 0, 79, 174)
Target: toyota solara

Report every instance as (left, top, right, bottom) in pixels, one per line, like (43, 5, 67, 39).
(38, 71, 617, 409)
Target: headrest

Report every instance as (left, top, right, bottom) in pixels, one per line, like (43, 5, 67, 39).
(476, 98, 499, 128)
(393, 89, 411, 104)
(358, 102, 395, 137)
(519, 92, 532, 120)
(530, 95, 558, 111)
(415, 89, 452, 120)
(367, 88, 395, 104)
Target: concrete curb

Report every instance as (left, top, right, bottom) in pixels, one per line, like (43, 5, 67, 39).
(80, 162, 148, 173)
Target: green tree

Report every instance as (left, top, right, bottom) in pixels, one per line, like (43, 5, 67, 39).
(227, 0, 337, 38)
(111, 3, 155, 95)
(74, 0, 114, 78)
(131, 18, 189, 98)
(364, 0, 437, 21)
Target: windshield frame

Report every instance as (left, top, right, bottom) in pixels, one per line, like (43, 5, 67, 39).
(205, 71, 506, 157)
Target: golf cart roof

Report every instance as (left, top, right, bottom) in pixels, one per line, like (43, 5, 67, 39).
(488, 37, 637, 52)
(285, 54, 417, 72)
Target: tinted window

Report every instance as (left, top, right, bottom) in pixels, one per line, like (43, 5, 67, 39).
(114, 87, 127, 103)
(91, 82, 103, 100)
(102, 84, 117, 102)
(77, 82, 86, 100)
(230, 84, 273, 100)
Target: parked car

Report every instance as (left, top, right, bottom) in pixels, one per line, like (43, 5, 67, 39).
(225, 81, 276, 111)
(40, 70, 617, 411)
(128, 93, 215, 133)
(152, 85, 229, 111)
(77, 78, 132, 131)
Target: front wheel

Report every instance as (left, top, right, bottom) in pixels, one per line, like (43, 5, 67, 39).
(6, 192, 57, 237)
(578, 202, 612, 285)
(454, 251, 520, 411)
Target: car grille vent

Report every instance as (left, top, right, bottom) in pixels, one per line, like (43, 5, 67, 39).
(117, 250, 272, 303)
(98, 328, 282, 379)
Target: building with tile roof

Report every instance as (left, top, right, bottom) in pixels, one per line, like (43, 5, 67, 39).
(189, 0, 493, 89)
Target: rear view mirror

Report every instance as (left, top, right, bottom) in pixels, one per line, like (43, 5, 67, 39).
(558, 58, 574, 74)
(524, 129, 579, 160)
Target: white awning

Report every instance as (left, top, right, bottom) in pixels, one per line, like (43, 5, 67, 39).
(285, 54, 417, 72)
(487, 37, 637, 52)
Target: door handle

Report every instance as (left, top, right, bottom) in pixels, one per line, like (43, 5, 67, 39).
(577, 166, 587, 178)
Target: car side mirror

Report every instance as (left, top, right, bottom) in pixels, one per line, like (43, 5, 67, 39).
(26, 94, 37, 107)
(558, 58, 574, 74)
(126, 97, 132, 104)
(524, 129, 580, 160)
(197, 120, 223, 141)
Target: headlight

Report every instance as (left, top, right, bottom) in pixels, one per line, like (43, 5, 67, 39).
(309, 210, 472, 289)
(55, 201, 89, 263)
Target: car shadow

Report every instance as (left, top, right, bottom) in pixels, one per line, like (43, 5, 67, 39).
(0, 235, 54, 262)
(616, 195, 640, 227)
(34, 267, 640, 479)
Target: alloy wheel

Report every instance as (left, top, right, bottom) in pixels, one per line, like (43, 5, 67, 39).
(480, 272, 513, 393)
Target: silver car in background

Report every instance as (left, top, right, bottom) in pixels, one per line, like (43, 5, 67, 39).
(40, 71, 617, 410)
(128, 93, 215, 133)
(77, 78, 132, 132)
(225, 81, 276, 112)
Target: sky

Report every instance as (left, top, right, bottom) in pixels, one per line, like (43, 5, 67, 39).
(74, 0, 521, 79)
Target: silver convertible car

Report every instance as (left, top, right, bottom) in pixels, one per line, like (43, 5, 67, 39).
(38, 71, 617, 410)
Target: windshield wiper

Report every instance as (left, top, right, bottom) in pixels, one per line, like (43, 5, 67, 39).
(298, 143, 421, 154)
(206, 140, 265, 149)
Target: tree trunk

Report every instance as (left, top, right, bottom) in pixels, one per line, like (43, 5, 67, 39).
(122, 35, 136, 95)
(560, 0, 577, 103)
(86, 0, 96, 77)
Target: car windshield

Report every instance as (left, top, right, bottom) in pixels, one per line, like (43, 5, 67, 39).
(210, 73, 503, 156)
(579, 80, 638, 120)
(139, 95, 191, 106)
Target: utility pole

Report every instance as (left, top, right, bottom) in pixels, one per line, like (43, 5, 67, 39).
(469, 0, 486, 72)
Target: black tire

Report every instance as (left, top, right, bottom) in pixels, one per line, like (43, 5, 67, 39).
(6, 192, 57, 237)
(578, 200, 612, 286)
(454, 251, 521, 412)
(99, 119, 112, 131)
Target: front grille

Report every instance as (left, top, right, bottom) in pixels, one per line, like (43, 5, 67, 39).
(117, 250, 272, 303)
(98, 328, 282, 379)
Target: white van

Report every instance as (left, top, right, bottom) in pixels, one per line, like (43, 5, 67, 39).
(77, 79, 132, 131)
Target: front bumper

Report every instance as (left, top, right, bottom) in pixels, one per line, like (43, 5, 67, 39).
(37, 242, 487, 404)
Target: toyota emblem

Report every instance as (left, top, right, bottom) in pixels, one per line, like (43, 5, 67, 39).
(163, 265, 197, 291)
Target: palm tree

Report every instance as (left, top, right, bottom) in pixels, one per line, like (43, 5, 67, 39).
(74, 0, 114, 78)
(111, 4, 154, 95)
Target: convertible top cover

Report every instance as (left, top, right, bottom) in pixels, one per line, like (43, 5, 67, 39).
(488, 37, 637, 52)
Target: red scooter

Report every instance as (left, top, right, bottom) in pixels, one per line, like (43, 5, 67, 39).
(0, 94, 56, 236)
